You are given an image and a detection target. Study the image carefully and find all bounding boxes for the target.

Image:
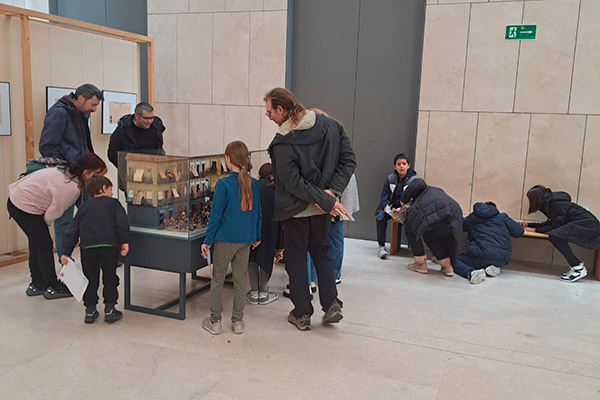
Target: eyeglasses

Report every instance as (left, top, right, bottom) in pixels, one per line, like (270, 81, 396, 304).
(265, 109, 273, 118)
(137, 115, 154, 121)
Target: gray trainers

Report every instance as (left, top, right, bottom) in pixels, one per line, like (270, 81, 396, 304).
(322, 300, 343, 323)
(288, 311, 311, 331)
(202, 317, 222, 335)
(232, 320, 245, 334)
(378, 246, 388, 259)
(246, 290, 259, 305)
(258, 291, 279, 305)
(469, 269, 485, 284)
(485, 265, 501, 277)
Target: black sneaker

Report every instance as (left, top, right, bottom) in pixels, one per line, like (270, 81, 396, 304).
(25, 283, 46, 296)
(43, 281, 73, 299)
(104, 308, 123, 323)
(85, 309, 100, 324)
(322, 300, 343, 324)
(288, 311, 310, 331)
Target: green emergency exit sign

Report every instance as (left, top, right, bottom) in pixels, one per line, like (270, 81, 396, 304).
(505, 25, 536, 40)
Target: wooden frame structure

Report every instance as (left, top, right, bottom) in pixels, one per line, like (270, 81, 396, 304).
(0, 4, 154, 267)
(0, 3, 154, 160)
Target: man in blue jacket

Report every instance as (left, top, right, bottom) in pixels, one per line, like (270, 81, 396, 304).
(455, 201, 524, 284)
(39, 83, 104, 264)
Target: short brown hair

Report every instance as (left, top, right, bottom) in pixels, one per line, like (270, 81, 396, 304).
(85, 175, 113, 196)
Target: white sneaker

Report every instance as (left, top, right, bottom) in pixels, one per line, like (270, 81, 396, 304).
(469, 269, 485, 284)
(560, 266, 587, 283)
(561, 263, 585, 277)
(378, 246, 388, 259)
(485, 265, 501, 277)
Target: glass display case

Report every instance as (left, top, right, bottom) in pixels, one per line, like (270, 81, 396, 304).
(117, 150, 269, 240)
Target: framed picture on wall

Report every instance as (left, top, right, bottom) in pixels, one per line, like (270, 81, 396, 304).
(102, 90, 137, 135)
(0, 81, 12, 136)
(46, 86, 74, 110)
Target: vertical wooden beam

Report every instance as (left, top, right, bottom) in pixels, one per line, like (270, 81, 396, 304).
(147, 39, 155, 106)
(20, 15, 34, 159)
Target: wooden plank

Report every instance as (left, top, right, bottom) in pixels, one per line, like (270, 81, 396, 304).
(20, 15, 34, 160)
(0, 250, 28, 268)
(522, 231, 549, 239)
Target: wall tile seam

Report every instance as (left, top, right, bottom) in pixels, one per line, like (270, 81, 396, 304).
(461, 3, 473, 113)
(246, 11, 251, 106)
(468, 112, 479, 211)
(423, 111, 431, 180)
(566, 0, 582, 114)
(211, 12, 215, 105)
(575, 114, 587, 204)
(519, 113, 532, 220)
(512, 0, 525, 113)
(151, 10, 281, 15)
(158, 101, 266, 107)
(174, 14, 180, 104)
(417, 109, 600, 117)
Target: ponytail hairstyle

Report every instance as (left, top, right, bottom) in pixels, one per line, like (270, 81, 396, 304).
(225, 141, 253, 211)
(263, 87, 306, 129)
(62, 153, 107, 184)
(258, 162, 274, 187)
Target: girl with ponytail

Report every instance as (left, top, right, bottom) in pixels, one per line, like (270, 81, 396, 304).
(201, 141, 262, 335)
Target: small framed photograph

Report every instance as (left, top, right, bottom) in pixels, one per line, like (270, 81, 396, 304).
(0, 82, 12, 136)
(46, 86, 74, 111)
(102, 90, 137, 135)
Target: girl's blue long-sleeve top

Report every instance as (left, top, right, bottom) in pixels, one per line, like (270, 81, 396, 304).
(204, 172, 262, 246)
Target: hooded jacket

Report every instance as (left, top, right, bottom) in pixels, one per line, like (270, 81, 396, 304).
(107, 114, 166, 168)
(39, 94, 94, 163)
(377, 168, 417, 213)
(462, 202, 524, 266)
(529, 189, 600, 249)
(268, 111, 356, 221)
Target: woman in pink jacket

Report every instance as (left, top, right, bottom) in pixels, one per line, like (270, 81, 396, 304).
(7, 153, 107, 299)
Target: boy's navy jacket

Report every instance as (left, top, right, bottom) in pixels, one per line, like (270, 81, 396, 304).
(62, 196, 130, 256)
(529, 189, 600, 249)
(204, 172, 262, 246)
(377, 168, 417, 212)
(462, 202, 524, 266)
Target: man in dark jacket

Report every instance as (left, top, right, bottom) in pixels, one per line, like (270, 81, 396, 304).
(455, 202, 524, 284)
(265, 87, 356, 331)
(39, 83, 103, 263)
(107, 102, 166, 169)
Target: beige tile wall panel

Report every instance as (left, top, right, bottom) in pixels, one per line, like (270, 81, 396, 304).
(248, 11, 287, 106)
(471, 113, 530, 218)
(29, 22, 51, 153)
(522, 113, 586, 220)
(569, 0, 600, 114)
(426, 0, 437, 4)
(82, 34, 103, 90)
(514, 0, 580, 114)
(419, 4, 470, 111)
(226, 0, 262, 12)
(189, 0, 226, 13)
(49, 27, 83, 87)
(414, 111, 429, 178)
(263, 0, 287, 11)
(177, 14, 212, 104)
(156, 103, 190, 156)
(224, 106, 261, 151)
(462, 2, 522, 112)
(438, 0, 486, 4)
(260, 113, 276, 150)
(425, 111, 478, 213)
(148, 14, 178, 103)
(147, 0, 189, 14)
(213, 13, 250, 105)
(103, 37, 135, 92)
(189, 104, 224, 155)
(578, 116, 600, 217)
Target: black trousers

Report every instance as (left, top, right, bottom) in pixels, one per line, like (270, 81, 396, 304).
(406, 222, 457, 264)
(376, 213, 402, 247)
(283, 214, 340, 317)
(81, 247, 120, 309)
(7, 198, 57, 289)
(548, 235, 580, 266)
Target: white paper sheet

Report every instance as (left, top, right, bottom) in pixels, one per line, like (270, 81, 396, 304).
(59, 258, 89, 302)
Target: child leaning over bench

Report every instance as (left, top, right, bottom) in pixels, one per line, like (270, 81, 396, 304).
(522, 185, 600, 283)
(455, 202, 524, 284)
(61, 175, 130, 324)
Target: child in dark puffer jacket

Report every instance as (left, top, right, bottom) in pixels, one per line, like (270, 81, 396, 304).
(455, 202, 524, 284)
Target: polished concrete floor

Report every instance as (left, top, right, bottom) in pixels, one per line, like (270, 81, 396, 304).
(1, 238, 599, 399)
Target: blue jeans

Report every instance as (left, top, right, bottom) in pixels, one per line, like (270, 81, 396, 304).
(455, 253, 503, 280)
(53, 191, 88, 262)
(307, 220, 345, 281)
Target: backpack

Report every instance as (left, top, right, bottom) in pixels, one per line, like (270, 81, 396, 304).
(19, 157, 67, 179)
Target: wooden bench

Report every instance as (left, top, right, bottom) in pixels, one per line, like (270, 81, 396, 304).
(389, 219, 407, 256)
(520, 231, 599, 281)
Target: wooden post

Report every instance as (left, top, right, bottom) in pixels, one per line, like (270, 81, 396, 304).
(20, 15, 34, 159)
(147, 39, 155, 106)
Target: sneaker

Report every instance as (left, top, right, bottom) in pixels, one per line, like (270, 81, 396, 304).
(288, 311, 311, 331)
(561, 263, 585, 277)
(85, 309, 99, 324)
(258, 291, 279, 305)
(378, 246, 388, 259)
(310, 281, 317, 293)
(43, 281, 73, 299)
(469, 269, 485, 284)
(560, 266, 587, 283)
(322, 300, 343, 323)
(104, 308, 123, 323)
(202, 317, 222, 335)
(335, 278, 342, 285)
(485, 265, 501, 277)
(25, 283, 46, 296)
(232, 320, 245, 334)
(246, 290, 259, 305)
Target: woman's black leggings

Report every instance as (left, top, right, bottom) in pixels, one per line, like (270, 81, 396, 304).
(548, 235, 580, 267)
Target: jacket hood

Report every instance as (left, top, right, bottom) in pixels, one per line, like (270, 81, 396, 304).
(270, 111, 327, 149)
(117, 113, 166, 132)
(401, 178, 427, 204)
(57, 94, 78, 112)
(472, 202, 499, 218)
(550, 191, 571, 203)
